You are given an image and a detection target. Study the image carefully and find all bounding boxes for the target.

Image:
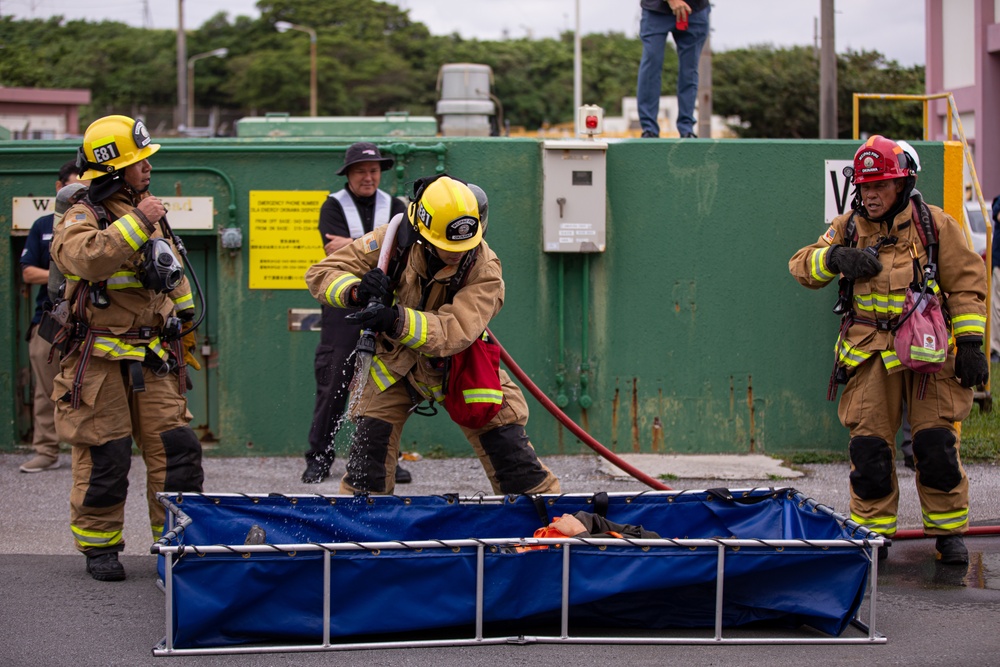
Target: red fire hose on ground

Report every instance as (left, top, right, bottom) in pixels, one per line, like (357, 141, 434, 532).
(487, 328, 671, 492)
(487, 329, 1000, 542)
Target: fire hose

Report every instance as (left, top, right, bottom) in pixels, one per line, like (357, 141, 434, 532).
(485, 327, 671, 492)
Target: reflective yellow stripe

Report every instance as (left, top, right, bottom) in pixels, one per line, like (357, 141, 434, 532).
(172, 292, 194, 309)
(462, 388, 503, 405)
(951, 313, 986, 337)
(810, 246, 837, 282)
(369, 355, 396, 391)
(151, 523, 164, 540)
(922, 508, 968, 531)
(413, 380, 446, 403)
(837, 339, 873, 367)
(854, 292, 906, 317)
(850, 513, 897, 536)
(112, 213, 149, 251)
(93, 336, 147, 361)
(881, 350, 901, 369)
(398, 307, 428, 349)
(326, 274, 359, 308)
(71, 524, 124, 548)
(908, 345, 947, 363)
(147, 337, 170, 362)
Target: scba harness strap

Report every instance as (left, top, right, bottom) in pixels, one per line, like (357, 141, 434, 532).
(827, 194, 941, 401)
(53, 194, 188, 406)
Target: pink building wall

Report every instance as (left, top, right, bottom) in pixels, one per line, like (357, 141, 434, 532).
(926, 0, 1000, 199)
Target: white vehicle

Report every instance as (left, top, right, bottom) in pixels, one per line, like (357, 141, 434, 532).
(963, 201, 989, 261)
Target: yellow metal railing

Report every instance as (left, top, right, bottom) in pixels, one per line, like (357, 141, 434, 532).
(853, 92, 993, 405)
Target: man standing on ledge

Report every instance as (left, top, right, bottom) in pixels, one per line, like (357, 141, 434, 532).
(636, 0, 710, 138)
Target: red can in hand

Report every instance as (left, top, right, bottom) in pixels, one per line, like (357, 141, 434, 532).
(676, 15, 688, 30)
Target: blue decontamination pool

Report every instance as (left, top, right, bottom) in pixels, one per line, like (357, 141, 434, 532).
(151, 488, 887, 655)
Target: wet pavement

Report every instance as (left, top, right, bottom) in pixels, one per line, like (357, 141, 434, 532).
(2, 452, 1000, 666)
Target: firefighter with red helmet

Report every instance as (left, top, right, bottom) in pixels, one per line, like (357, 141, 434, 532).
(789, 135, 988, 565)
(305, 175, 560, 496)
(49, 115, 204, 581)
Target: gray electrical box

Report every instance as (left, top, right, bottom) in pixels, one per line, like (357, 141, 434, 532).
(542, 140, 607, 252)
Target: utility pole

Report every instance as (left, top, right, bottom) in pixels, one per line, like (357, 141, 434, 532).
(697, 34, 712, 139)
(819, 0, 837, 139)
(176, 0, 187, 131)
(573, 0, 582, 133)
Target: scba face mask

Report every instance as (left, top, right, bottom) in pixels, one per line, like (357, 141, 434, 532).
(138, 238, 184, 293)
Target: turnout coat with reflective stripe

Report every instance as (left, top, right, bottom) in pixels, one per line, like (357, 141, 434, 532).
(305, 223, 503, 400)
(50, 190, 193, 355)
(789, 201, 986, 371)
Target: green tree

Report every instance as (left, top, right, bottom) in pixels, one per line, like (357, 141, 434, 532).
(713, 45, 924, 139)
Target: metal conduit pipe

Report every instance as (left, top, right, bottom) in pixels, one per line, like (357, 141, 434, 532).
(555, 254, 568, 407)
(579, 253, 592, 409)
(486, 328, 671, 491)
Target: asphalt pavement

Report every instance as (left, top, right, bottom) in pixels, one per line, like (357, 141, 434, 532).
(2, 451, 1000, 666)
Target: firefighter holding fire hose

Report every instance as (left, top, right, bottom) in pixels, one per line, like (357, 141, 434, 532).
(305, 175, 560, 496)
(789, 135, 988, 565)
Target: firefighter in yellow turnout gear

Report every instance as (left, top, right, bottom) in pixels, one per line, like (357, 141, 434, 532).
(790, 136, 988, 565)
(49, 115, 204, 581)
(306, 175, 560, 496)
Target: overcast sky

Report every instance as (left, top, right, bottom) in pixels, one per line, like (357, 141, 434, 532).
(4, 0, 925, 66)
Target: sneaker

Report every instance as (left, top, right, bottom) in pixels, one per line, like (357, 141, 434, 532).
(395, 465, 412, 484)
(640, 130, 658, 138)
(86, 552, 126, 582)
(301, 459, 330, 484)
(936, 535, 969, 565)
(680, 131, 698, 138)
(19, 454, 61, 473)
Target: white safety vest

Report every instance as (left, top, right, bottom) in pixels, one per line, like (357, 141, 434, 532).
(331, 189, 392, 239)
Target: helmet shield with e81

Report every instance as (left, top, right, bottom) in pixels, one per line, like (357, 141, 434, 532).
(407, 176, 482, 253)
(850, 135, 914, 185)
(77, 115, 160, 181)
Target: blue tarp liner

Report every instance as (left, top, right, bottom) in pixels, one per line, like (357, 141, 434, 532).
(155, 489, 875, 649)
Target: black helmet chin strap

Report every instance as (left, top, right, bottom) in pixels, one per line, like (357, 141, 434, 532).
(75, 146, 115, 177)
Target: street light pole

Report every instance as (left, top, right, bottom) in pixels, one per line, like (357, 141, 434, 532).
(176, 0, 187, 130)
(275, 21, 318, 116)
(187, 48, 229, 130)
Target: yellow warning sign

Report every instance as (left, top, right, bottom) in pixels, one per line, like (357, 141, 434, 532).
(248, 190, 328, 289)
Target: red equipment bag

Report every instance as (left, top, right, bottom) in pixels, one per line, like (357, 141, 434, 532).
(894, 287, 948, 374)
(444, 331, 504, 429)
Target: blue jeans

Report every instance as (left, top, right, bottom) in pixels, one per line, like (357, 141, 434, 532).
(636, 6, 710, 136)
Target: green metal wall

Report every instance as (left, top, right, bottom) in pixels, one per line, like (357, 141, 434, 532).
(1, 137, 948, 457)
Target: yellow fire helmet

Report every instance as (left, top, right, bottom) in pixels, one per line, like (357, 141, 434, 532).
(407, 176, 482, 253)
(78, 115, 160, 181)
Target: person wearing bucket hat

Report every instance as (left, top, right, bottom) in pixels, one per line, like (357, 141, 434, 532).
(302, 142, 408, 484)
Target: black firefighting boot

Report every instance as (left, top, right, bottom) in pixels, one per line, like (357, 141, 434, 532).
(395, 465, 412, 484)
(301, 457, 331, 484)
(936, 535, 969, 565)
(86, 552, 126, 582)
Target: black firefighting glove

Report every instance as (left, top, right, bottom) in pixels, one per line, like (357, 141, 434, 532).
(955, 339, 989, 388)
(350, 268, 391, 307)
(346, 302, 399, 335)
(828, 245, 882, 281)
